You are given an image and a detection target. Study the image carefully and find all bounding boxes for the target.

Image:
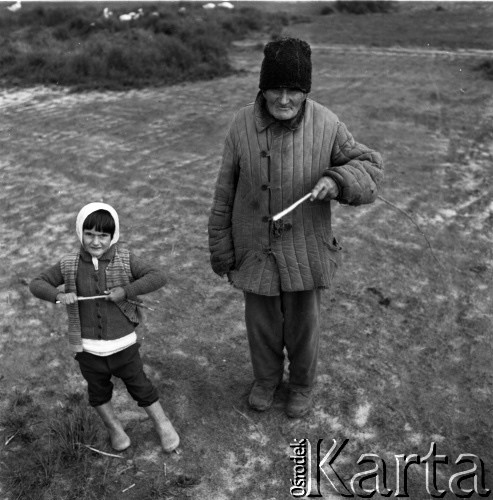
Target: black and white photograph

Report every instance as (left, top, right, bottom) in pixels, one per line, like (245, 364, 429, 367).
(0, 0, 492, 498)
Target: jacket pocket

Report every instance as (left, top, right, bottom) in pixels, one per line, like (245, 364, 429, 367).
(234, 249, 265, 272)
(229, 249, 266, 286)
(322, 235, 342, 281)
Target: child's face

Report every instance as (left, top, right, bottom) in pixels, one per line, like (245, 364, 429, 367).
(82, 227, 112, 258)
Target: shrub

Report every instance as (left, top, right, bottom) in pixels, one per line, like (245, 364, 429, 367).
(335, 1, 397, 14)
(53, 25, 71, 41)
(234, 7, 264, 31)
(476, 59, 493, 80)
(50, 399, 100, 462)
(1, 389, 39, 443)
(43, 6, 79, 27)
(4, 449, 59, 499)
(1, 391, 102, 499)
(0, 2, 299, 90)
(320, 5, 336, 15)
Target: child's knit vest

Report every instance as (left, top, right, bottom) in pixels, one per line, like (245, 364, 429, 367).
(60, 246, 139, 353)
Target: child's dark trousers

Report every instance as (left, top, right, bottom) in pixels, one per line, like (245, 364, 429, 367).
(75, 343, 159, 407)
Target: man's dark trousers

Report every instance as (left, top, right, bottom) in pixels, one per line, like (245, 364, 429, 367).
(244, 290, 321, 392)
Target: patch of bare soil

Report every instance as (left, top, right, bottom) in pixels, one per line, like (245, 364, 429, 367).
(1, 32, 492, 500)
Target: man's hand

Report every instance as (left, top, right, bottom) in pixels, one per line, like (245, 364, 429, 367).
(310, 177, 339, 201)
(56, 292, 78, 305)
(105, 287, 126, 302)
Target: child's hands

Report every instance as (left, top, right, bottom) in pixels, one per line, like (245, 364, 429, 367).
(56, 292, 78, 305)
(105, 287, 126, 302)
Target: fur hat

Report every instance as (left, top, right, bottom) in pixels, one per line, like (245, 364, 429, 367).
(259, 37, 312, 93)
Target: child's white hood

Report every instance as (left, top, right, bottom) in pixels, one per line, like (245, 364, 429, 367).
(75, 202, 120, 246)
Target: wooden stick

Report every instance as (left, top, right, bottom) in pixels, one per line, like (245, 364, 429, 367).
(56, 295, 155, 310)
(271, 193, 311, 221)
(117, 465, 134, 475)
(5, 430, 20, 446)
(232, 406, 261, 432)
(126, 299, 155, 311)
(56, 295, 108, 304)
(233, 405, 254, 423)
(78, 443, 124, 459)
(77, 295, 109, 301)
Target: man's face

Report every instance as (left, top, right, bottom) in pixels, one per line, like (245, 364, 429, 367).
(263, 88, 306, 121)
(82, 227, 112, 258)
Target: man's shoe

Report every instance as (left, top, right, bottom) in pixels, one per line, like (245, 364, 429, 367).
(248, 382, 277, 411)
(286, 390, 312, 418)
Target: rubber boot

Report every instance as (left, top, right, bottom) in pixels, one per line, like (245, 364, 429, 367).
(144, 401, 180, 453)
(94, 401, 131, 451)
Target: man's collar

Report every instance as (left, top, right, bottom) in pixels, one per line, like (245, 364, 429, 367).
(254, 91, 306, 133)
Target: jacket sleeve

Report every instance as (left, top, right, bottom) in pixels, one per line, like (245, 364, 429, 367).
(208, 122, 240, 276)
(124, 252, 167, 298)
(29, 262, 64, 303)
(324, 121, 384, 206)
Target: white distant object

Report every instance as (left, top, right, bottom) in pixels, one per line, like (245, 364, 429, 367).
(119, 9, 142, 21)
(178, 6, 186, 13)
(203, 3, 216, 9)
(7, 0, 21, 12)
(103, 7, 113, 19)
(218, 2, 234, 8)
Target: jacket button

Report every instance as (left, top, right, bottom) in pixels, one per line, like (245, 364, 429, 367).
(260, 150, 270, 158)
(262, 216, 270, 223)
(261, 184, 269, 190)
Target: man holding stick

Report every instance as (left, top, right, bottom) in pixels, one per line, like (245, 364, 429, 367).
(208, 37, 383, 418)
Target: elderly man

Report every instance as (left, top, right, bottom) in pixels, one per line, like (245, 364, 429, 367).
(208, 37, 383, 418)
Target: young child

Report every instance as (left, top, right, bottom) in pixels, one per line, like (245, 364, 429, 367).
(29, 202, 179, 453)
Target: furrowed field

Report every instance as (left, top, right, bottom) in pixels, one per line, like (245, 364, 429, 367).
(0, 2, 492, 499)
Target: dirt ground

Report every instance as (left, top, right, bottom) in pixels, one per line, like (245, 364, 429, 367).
(1, 3, 492, 500)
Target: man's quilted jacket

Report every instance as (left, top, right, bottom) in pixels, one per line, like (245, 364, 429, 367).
(208, 94, 384, 296)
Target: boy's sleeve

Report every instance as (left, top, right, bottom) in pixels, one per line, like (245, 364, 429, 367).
(29, 262, 64, 303)
(124, 253, 167, 299)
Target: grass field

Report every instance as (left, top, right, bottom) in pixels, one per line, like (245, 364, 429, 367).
(1, 2, 492, 499)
